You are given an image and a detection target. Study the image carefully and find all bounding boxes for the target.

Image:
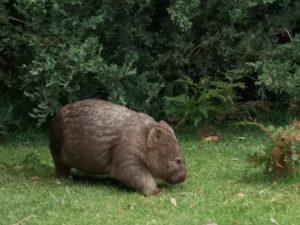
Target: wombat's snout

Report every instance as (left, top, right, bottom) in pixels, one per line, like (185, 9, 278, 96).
(177, 170, 187, 183)
(166, 169, 187, 184)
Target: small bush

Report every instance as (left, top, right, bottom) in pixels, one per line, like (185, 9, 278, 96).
(248, 121, 300, 178)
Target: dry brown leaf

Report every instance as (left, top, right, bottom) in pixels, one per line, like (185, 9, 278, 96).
(227, 180, 238, 184)
(55, 180, 62, 185)
(271, 146, 283, 168)
(199, 129, 215, 138)
(280, 132, 300, 141)
(202, 135, 221, 143)
(170, 197, 177, 207)
(270, 218, 279, 224)
(292, 184, 300, 190)
(235, 192, 245, 199)
(291, 120, 300, 128)
(31, 176, 40, 181)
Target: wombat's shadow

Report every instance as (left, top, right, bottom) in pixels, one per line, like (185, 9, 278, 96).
(1, 154, 174, 193)
(70, 173, 131, 192)
(70, 173, 171, 193)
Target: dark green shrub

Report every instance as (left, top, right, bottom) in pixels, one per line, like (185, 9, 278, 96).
(165, 76, 244, 127)
(255, 34, 300, 101)
(0, 0, 299, 133)
(1, 0, 164, 126)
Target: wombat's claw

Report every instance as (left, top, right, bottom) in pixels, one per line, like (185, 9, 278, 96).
(144, 187, 161, 196)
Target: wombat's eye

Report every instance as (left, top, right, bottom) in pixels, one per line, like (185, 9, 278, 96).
(176, 158, 181, 164)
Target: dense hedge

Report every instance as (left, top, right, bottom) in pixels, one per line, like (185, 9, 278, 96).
(0, 0, 299, 133)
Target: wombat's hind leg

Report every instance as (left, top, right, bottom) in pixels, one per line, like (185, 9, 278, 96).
(57, 166, 70, 178)
(53, 158, 71, 178)
(49, 116, 71, 178)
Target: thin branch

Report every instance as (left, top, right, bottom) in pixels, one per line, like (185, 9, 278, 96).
(44, 37, 61, 50)
(8, 16, 28, 25)
(280, 28, 293, 42)
(11, 215, 35, 225)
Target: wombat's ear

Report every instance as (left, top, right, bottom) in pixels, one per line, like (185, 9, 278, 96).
(147, 126, 165, 149)
(158, 120, 172, 130)
(158, 120, 176, 137)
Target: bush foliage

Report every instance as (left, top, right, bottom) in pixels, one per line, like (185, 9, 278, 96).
(0, 0, 299, 132)
(248, 120, 300, 178)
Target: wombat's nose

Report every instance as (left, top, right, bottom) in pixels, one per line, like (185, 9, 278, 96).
(177, 171, 187, 183)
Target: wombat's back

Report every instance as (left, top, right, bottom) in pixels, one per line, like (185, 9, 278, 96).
(56, 99, 154, 174)
(60, 99, 132, 132)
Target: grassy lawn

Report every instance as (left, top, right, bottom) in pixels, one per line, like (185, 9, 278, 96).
(0, 128, 299, 225)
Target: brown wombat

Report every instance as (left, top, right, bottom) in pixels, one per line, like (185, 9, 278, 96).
(49, 99, 186, 195)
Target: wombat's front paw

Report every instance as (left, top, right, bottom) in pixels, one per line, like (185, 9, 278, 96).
(144, 187, 161, 196)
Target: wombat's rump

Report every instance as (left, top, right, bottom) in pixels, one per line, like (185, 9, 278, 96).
(50, 99, 186, 195)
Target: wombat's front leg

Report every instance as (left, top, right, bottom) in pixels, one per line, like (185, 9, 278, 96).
(111, 163, 160, 195)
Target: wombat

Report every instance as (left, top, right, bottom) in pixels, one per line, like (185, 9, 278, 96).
(49, 99, 186, 195)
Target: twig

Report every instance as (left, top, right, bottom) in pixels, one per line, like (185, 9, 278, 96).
(44, 37, 61, 50)
(280, 28, 293, 42)
(8, 16, 28, 25)
(186, 43, 202, 57)
(11, 215, 35, 225)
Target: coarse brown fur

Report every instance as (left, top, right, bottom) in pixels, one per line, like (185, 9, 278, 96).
(49, 99, 186, 195)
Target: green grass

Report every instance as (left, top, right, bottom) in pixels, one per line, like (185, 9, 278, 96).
(0, 128, 299, 225)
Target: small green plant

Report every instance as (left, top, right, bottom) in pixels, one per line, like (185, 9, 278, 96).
(247, 120, 300, 178)
(165, 76, 244, 127)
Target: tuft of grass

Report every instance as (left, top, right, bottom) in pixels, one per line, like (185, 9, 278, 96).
(0, 128, 299, 225)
